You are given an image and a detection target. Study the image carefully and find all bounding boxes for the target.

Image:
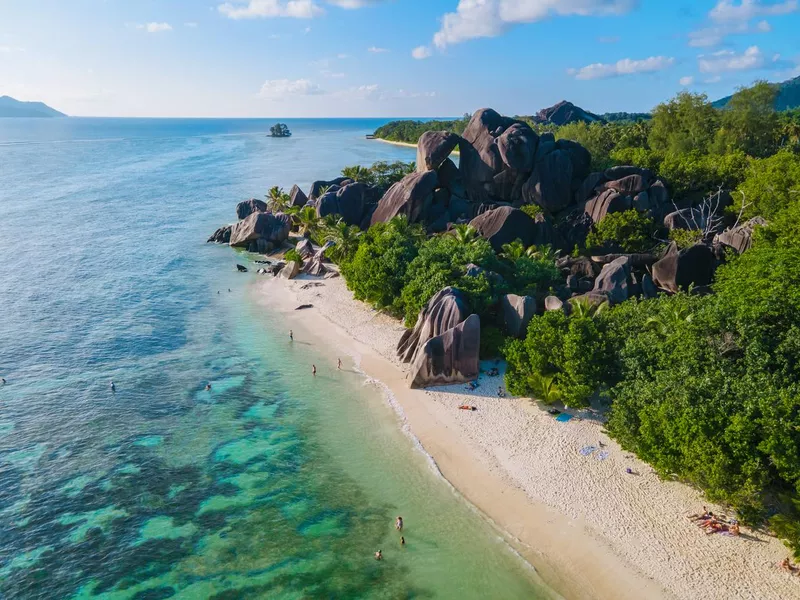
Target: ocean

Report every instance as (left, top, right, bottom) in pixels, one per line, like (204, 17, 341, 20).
(0, 118, 557, 599)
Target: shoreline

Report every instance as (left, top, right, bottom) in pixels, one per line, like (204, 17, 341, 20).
(372, 137, 461, 155)
(254, 272, 798, 600)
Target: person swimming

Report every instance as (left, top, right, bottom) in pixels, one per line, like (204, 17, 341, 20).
(205, 384, 211, 391)
(312, 365, 317, 376)
(375, 550, 382, 561)
(289, 330, 294, 341)
(400, 536, 405, 546)
(110, 380, 116, 392)
(395, 516, 403, 531)
(337, 358, 342, 370)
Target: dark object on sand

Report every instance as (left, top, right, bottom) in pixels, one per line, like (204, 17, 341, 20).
(295, 304, 313, 310)
(458, 405, 477, 411)
(236, 264, 248, 272)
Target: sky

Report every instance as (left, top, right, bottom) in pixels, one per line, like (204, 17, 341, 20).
(1, 0, 799, 118)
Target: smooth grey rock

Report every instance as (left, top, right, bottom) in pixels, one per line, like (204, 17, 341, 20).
(409, 314, 480, 389)
(496, 123, 538, 173)
(652, 243, 716, 293)
(592, 256, 630, 305)
(715, 216, 766, 254)
(290, 185, 308, 207)
(417, 131, 461, 172)
(207, 224, 232, 244)
(279, 261, 300, 280)
(236, 198, 268, 220)
(296, 239, 314, 258)
(229, 212, 291, 248)
(371, 171, 439, 225)
(501, 294, 537, 338)
(398, 287, 471, 364)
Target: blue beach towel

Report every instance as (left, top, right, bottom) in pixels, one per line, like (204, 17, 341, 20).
(579, 445, 597, 456)
(597, 450, 610, 461)
(555, 413, 573, 423)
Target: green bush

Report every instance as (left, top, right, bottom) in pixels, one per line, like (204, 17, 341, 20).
(520, 204, 542, 219)
(339, 217, 423, 316)
(480, 325, 506, 360)
(400, 234, 501, 326)
(737, 150, 800, 220)
(283, 248, 304, 266)
(585, 210, 656, 253)
(668, 228, 703, 249)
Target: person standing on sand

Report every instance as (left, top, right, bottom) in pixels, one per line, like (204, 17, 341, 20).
(312, 365, 317, 376)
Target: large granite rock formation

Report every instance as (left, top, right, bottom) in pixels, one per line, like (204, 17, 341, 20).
(469, 206, 553, 252)
(715, 217, 766, 254)
(309, 177, 352, 200)
(531, 100, 604, 126)
(398, 287, 471, 364)
(229, 211, 291, 248)
(207, 224, 232, 244)
(501, 294, 537, 338)
(592, 256, 630, 305)
(296, 238, 314, 258)
(317, 182, 368, 226)
(652, 243, 716, 293)
(409, 314, 481, 389)
(370, 170, 439, 226)
(279, 260, 300, 280)
(417, 131, 461, 172)
(579, 167, 669, 224)
(236, 199, 268, 220)
(290, 185, 308, 208)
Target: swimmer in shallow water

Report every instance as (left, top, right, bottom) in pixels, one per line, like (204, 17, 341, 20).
(205, 384, 211, 391)
(375, 550, 382, 561)
(110, 381, 116, 392)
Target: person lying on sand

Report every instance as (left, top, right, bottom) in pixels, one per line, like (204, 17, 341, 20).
(780, 558, 797, 574)
(689, 507, 711, 521)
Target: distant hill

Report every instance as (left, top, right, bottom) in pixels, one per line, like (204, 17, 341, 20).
(713, 75, 800, 110)
(529, 100, 604, 126)
(0, 96, 66, 118)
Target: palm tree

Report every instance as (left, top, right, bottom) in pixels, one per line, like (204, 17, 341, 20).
(341, 165, 374, 185)
(644, 305, 693, 336)
(267, 186, 291, 212)
(526, 244, 560, 262)
(500, 239, 526, 261)
(452, 224, 479, 246)
(530, 373, 562, 405)
(322, 218, 362, 263)
(569, 297, 609, 319)
(294, 205, 319, 238)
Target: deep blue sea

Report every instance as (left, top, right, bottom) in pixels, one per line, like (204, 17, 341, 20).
(0, 118, 556, 599)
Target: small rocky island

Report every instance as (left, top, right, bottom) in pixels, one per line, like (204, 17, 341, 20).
(269, 123, 292, 138)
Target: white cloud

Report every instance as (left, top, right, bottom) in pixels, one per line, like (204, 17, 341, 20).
(432, 0, 635, 49)
(219, 0, 323, 19)
(709, 0, 797, 22)
(185, 22, 199, 28)
(688, 18, 772, 47)
(568, 55, 675, 80)
(335, 84, 436, 101)
(368, 46, 389, 53)
(327, 0, 382, 6)
(320, 70, 346, 78)
(412, 45, 432, 59)
(0, 45, 25, 53)
(705, 75, 723, 83)
(258, 78, 324, 98)
(698, 45, 764, 73)
(138, 22, 173, 33)
(680, 76, 694, 85)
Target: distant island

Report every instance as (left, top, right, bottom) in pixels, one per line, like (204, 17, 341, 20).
(269, 123, 292, 138)
(714, 74, 800, 111)
(0, 96, 66, 118)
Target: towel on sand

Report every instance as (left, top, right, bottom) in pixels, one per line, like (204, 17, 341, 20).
(597, 450, 610, 461)
(579, 445, 597, 456)
(555, 413, 573, 423)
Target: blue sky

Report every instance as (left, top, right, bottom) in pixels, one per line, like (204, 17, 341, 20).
(1, 0, 799, 117)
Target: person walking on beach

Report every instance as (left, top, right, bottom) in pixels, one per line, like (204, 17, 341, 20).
(289, 330, 294, 342)
(337, 358, 342, 370)
(312, 365, 317, 376)
(395, 516, 403, 532)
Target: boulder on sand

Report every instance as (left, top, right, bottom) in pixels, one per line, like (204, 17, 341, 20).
(371, 171, 439, 225)
(279, 261, 300, 280)
(236, 198, 268, 220)
(501, 294, 537, 338)
(417, 131, 461, 172)
(398, 287, 471, 364)
(229, 211, 291, 248)
(296, 239, 314, 258)
(409, 314, 481, 389)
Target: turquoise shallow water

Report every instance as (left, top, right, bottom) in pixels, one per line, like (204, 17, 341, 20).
(0, 118, 558, 598)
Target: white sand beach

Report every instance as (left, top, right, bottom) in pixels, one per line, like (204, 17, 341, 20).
(256, 271, 800, 600)
(372, 137, 461, 155)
